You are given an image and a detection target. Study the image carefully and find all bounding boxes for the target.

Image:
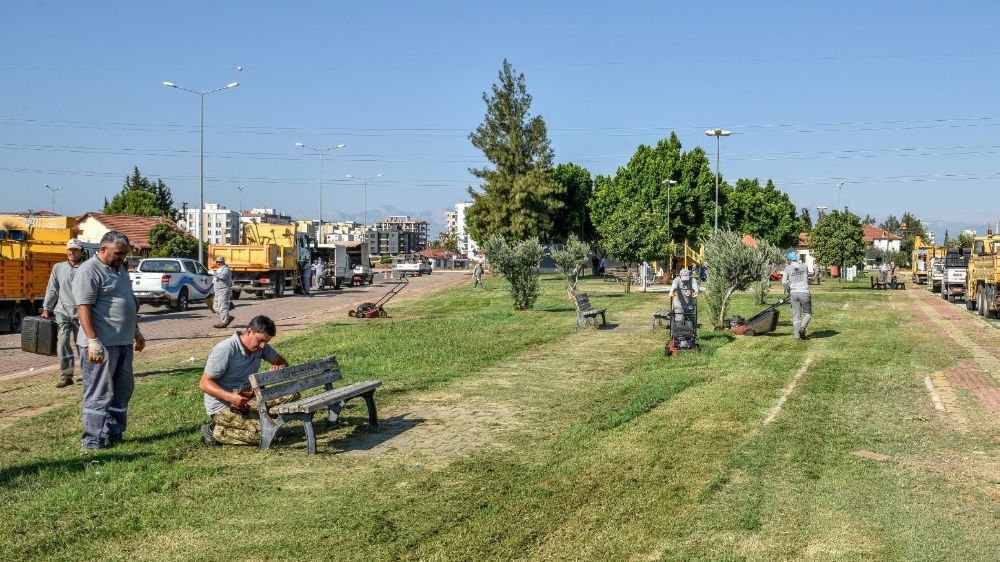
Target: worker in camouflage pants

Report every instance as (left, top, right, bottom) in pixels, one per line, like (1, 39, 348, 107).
(199, 315, 298, 446)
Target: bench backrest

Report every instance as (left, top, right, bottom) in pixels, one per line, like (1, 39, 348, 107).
(249, 356, 342, 402)
(575, 294, 592, 312)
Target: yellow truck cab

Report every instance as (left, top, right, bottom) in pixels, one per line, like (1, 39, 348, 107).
(209, 222, 312, 299)
(966, 231, 1000, 318)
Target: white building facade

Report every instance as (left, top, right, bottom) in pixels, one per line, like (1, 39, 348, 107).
(183, 203, 240, 245)
(454, 202, 478, 257)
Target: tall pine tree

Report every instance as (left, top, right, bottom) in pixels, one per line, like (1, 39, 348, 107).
(466, 60, 564, 241)
(104, 166, 175, 217)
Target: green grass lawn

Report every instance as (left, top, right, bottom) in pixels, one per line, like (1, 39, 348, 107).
(0, 275, 996, 561)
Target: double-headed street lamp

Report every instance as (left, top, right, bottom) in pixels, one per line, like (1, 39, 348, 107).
(43, 184, 63, 214)
(295, 142, 346, 243)
(661, 179, 678, 275)
(162, 80, 239, 263)
(704, 128, 731, 233)
(237, 184, 248, 215)
(837, 181, 846, 209)
(345, 173, 383, 227)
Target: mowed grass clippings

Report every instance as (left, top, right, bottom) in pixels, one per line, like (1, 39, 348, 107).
(0, 275, 996, 560)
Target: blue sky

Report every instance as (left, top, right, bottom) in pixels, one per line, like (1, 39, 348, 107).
(2, 1, 999, 240)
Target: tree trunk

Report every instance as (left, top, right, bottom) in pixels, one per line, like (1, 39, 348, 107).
(717, 287, 739, 328)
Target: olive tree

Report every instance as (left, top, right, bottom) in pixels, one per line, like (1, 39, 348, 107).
(549, 234, 591, 299)
(480, 235, 545, 310)
(703, 230, 784, 328)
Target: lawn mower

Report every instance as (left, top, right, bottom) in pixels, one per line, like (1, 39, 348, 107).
(665, 296, 699, 356)
(725, 297, 789, 336)
(348, 275, 408, 319)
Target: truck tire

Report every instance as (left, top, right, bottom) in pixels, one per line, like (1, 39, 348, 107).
(232, 290, 241, 300)
(987, 286, 998, 319)
(275, 273, 285, 298)
(9, 306, 25, 334)
(966, 290, 976, 311)
(977, 290, 985, 317)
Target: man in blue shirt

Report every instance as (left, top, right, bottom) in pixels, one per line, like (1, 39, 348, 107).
(199, 315, 294, 446)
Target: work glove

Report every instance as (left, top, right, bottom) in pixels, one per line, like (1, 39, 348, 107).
(87, 338, 106, 364)
(134, 326, 146, 352)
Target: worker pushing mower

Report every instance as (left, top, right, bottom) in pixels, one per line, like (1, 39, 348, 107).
(348, 275, 408, 319)
(665, 268, 700, 356)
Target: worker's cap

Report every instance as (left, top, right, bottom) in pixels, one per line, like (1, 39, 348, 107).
(66, 238, 84, 250)
(785, 252, 798, 262)
(215, 256, 225, 263)
(679, 268, 691, 280)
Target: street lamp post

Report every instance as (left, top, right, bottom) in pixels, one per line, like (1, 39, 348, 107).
(837, 181, 845, 210)
(704, 128, 731, 233)
(345, 173, 383, 227)
(237, 184, 247, 215)
(295, 142, 346, 243)
(43, 184, 63, 214)
(162, 80, 239, 264)
(662, 179, 678, 275)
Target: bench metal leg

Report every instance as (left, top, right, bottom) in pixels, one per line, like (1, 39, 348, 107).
(363, 391, 378, 426)
(599, 312, 607, 327)
(327, 400, 344, 423)
(259, 413, 284, 451)
(282, 412, 317, 454)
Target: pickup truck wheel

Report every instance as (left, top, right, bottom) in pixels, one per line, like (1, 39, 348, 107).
(173, 289, 189, 312)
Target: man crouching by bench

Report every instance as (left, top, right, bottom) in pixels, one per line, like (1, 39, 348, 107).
(199, 315, 298, 446)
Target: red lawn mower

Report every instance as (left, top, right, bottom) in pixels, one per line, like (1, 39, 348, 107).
(348, 276, 408, 319)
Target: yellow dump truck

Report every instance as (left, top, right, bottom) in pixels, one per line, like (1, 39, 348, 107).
(0, 214, 77, 332)
(965, 232, 999, 319)
(209, 222, 311, 298)
(910, 236, 934, 285)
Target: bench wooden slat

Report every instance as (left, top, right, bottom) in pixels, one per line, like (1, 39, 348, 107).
(250, 356, 339, 387)
(271, 381, 383, 414)
(256, 369, 343, 402)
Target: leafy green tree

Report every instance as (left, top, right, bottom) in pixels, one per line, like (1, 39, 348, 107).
(957, 231, 975, 249)
(899, 212, 928, 257)
(725, 178, 800, 248)
(590, 178, 666, 293)
(466, 60, 564, 241)
(550, 163, 596, 242)
(480, 235, 544, 310)
(879, 214, 901, 233)
(433, 228, 460, 254)
(810, 209, 865, 278)
(703, 230, 784, 328)
(149, 222, 198, 259)
(104, 189, 162, 216)
(549, 234, 591, 297)
(799, 208, 813, 232)
(105, 166, 175, 217)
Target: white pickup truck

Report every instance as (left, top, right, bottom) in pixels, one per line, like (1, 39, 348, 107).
(394, 259, 432, 277)
(132, 258, 214, 311)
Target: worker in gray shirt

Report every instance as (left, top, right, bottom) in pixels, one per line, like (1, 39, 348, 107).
(782, 251, 812, 339)
(667, 268, 700, 325)
(73, 231, 145, 450)
(211, 255, 234, 329)
(41, 238, 85, 388)
(198, 315, 293, 446)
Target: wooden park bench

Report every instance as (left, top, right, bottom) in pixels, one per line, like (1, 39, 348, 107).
(574, 293, 607, 329)
(653, 309, 671, 329)
(249, 356, 381, 454)
(870, 275, 906, 290)
(808, 270, 822, 285)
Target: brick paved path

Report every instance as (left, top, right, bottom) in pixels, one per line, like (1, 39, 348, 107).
(0, 271, 468, 387)
(905, 287, 1000, 414)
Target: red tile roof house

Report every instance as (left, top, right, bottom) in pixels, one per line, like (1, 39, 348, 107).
(792, 231, 818, 275)
(76, 213, 171, 258)
(415, 248, 467, 269)
(862, 224, 901, 252)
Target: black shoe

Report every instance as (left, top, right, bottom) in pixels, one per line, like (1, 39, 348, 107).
(106, 434, 124, 446)
(222, 316, 235, 328)
(55, 376, 74, 388)
(212, 323, 225, 329)
(202, 424, 219, 446)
